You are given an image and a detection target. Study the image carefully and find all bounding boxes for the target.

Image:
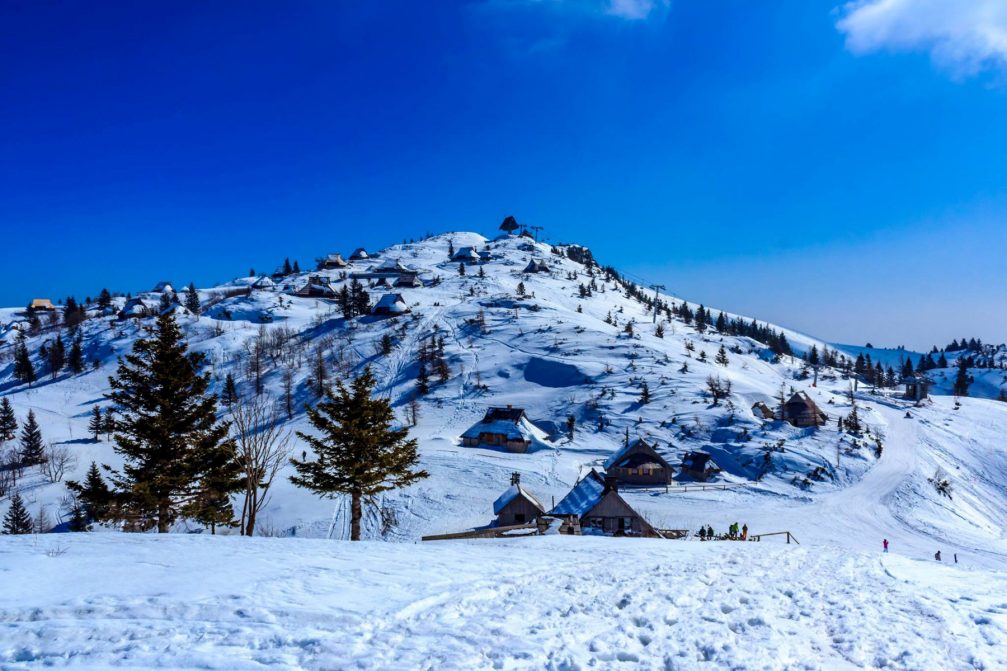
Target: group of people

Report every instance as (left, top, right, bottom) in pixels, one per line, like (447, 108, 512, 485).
(697, 523, 748, 541)
(883, 539, 958, 564)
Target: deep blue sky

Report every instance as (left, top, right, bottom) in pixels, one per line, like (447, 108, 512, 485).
(2, 1, 1005, 349)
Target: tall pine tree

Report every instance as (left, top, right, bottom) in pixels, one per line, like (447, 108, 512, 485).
(184, 283, 201, 315)
(67, 333, 85, 374)
(67, 461, 113, 526)
(2, 493, 33, 534)
(14, 342, 35, 386)
(88, 406, 104, 441)
(19, 409, 45, 465)
(0, 398, 17, 444)
(290, 367, 428, 540)
(106, 312, 236, 532)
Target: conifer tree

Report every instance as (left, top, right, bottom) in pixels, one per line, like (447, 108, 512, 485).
(290, 367, 428, 541)
(184, 283, 201, 315)
(447, 239, 455, 259)
(88, 406, 104, 441)
(380, 333, 394, 356)
(716, 345, 730, 366)
(2, 493, 33, 535)
(639, 381, 651, 405)
(19, 409, 45, 465)
(67, 333, 85, 374)
(105, 312, 235, 532)
(293, 260, 300, 273)
(695, 305, 707, 333)
(67, 461, 113, 525)
(14, 342, 36, 386)
(458, 261, 466, 276)
(283, 258, 293, 275)
(221, 373, 238, 408)
(0, 398, 17, 444)
(103, 408, 116, 441)
(516, 281, 526, 297)
(97, 288, 113, 309)
(655, 322, 665, 339)
(416, 362, 430, 395)
(953, 359, 971, 397)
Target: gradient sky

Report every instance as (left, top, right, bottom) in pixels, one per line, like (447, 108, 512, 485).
(2, 0, 1005, 350)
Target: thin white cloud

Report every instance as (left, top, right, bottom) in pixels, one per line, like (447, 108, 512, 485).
(481, 0, 670, 22)
(837, 0, 1007, 78)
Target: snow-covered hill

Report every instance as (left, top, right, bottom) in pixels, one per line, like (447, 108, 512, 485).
(1, 230, 1006, 567)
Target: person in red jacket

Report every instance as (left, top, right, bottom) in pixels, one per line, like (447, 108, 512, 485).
(883, 538, 889, 553)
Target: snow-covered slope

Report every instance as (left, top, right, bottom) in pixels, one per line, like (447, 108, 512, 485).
(1, 231, 1006, 568)
(2, 533, 1004, 670)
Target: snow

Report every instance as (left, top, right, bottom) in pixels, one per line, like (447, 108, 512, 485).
(551, 471, 606, 516)
(2, 229, 1007, 666)
(1, 533, 1004, 670)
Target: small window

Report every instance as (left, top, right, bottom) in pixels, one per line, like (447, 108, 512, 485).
(514, 513, 526, 524)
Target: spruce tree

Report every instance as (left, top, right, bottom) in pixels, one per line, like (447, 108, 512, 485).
(105, 312, 235, 532)
(290, 367, 428, 540)
(103, 408, 116, 441)
(283, 258, 293, 275)
(639, 381, 651, 405)
(221, 373, 238, 408)
(416, 362, 430, 395)
(19, 409, 45, 465)
(655, 323, 665, 339)
(2, 493, 33, 535)
(458, 262, 466, 276)
(716, 345, 730, 366)
(293, 260, 300, 273)
(97, 288, 113, 309)
(14, 342, 36, 386)
(67, 461, 114, 525)
(953, 359, 971, 397)
(67, 333, 85, 374)
(89, 406, 104, 441)
(184, 283, 201, 315)
(0, 398, 17, 444)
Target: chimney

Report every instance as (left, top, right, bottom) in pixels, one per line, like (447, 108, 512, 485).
(603, 476, 618, 494)
(511, 472, 521, 486)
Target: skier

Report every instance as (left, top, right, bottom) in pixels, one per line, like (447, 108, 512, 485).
(935, 550, 942, 561)
(883, 538, 889, 553)
(741, 524, 748, 541)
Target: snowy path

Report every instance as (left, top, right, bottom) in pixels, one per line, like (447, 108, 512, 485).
(1, 534, 1004, 670)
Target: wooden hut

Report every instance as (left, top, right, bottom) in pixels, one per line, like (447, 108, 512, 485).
(783, 391, 828, 427)
(679, 451, 721, 482)
(372, 293, 409, 316)
(349, 247, 370, 260)
(29, 298, 54, 311)
(460, 405, 547, 452)
(451, 247, 482, 263)
(903, 375, 930, 402)
(523, 259, 549, 273)
(493, 473, 545, 526)
(320, 253, 347, 269)
(751, 401, 775, 421)
(295, 275, 338, 298)
(394, 273, 422, 288)
(550, 470, 658, 537)
(604, 438, 674, 486)
(118, 297, 151, 320)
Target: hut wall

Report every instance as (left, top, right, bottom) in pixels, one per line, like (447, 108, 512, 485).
(496, 497, 542, 526)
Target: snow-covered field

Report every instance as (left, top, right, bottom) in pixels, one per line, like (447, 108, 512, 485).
(2, 230, 1007, 668)
(2, 533, 1005, 671)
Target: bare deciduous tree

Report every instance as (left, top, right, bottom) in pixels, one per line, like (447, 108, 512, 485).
(231, 396, 293, 536)
(40, 444, 76, 483)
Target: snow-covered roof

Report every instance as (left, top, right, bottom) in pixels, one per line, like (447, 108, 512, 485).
(350, 247, 369, 259)
(252, 276, 276, 289)
(493, 484, 545, 515)
(523, 259, 549, 273)
(550, 471, 605, 516)
(604, 438, 672, 471)
(119, 297, 149, 316)
(373, 293, 408, 314)
(681, 451, 719, 472)
(152, 282, 173, 293)
(375, 259, 411, 273)
(452, 247, 481, 262)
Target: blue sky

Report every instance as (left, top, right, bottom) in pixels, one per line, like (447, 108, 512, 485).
(1, 0, 1005, 349)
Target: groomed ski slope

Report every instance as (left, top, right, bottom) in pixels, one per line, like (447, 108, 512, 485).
(1, 533, 1004, 671)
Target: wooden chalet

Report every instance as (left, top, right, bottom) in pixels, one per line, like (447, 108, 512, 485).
(320, 253, 347, 269)
(372, 293, 409, 316)
(903, 375, 930, 402)
(295, 275, 338, 298)
(118, 297, 151, 320)
(680, 451, 721, 482)
(493, 473, 545, 526)
(29, 298, 54, 311)
(452, 247, 482, 263)
(783, 391, 828, 427)
(523, 259, 549, 273)
(604, 438, 674, 486)
(550, 470, 658, 537)
(394, 273, 422, 288)
(349, 247, 370, 260)
(460, 405, 545, 453)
